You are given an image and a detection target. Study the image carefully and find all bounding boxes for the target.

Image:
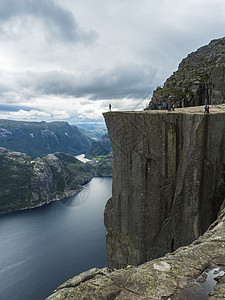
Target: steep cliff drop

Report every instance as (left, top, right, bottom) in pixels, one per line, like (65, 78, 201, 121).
(103, 105, 225, 269)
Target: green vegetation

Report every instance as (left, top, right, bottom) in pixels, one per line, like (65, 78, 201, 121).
(92, 155, 107, 161)
(85, 134, 112, 159)
(77, 127, 107, 140)
(0, 120, 92, 158)
(0, 150, 33, 213)
(93, 154, 113, 176)
(0, 148, 112, 214)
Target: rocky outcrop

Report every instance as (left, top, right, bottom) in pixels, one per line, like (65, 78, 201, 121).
(149, 37, 225, 108)
(103, 105, 225, 268)
(46, 208, 225, 299)
(0, 148, 93, 214)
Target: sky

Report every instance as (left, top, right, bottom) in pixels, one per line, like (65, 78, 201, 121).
(0, 0, 225, 125)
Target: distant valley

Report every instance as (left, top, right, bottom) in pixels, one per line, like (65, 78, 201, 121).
(0, 119, 112, 214)
(0, 119, 92, 158)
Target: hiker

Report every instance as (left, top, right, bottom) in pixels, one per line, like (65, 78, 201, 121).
(172, 103, 175, 111)
(207, 105, 210, 113)
(204, 104, 208, 114)
(109, 104, 111, 111)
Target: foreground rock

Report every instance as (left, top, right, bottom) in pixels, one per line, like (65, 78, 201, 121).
(46, 208, 225, 299)
(149, 37, 225, 108)
(103, 105, 225, 269)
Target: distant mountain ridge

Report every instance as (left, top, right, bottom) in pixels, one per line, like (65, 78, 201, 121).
(78, 127, 107, 140)
(0, 119, 92, 158)
(85, 133, 112, 159)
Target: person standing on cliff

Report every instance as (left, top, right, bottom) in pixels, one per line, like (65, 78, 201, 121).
(109, 104, 111, 111)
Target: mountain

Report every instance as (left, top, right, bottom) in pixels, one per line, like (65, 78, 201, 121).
(75, 123, 106, 130)
(149, 37, 225, 108)
(78, 127, 107, 140)
(0, 148, 93, 213)
(0, 120, 92, 158)
(93, 153, 113, 176)
(0, 147, 112, 214)
(85, 133, 112, 159)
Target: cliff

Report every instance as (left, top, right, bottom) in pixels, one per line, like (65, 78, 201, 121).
(103, 105, 225, 268)
(0, 148, 93, 214)
(0, 147, 113, 214)
(149, 37, 225, 108)
(46, 208, 225, 299)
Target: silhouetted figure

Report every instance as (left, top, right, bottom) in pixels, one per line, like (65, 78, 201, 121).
(109, 104, 111, 111)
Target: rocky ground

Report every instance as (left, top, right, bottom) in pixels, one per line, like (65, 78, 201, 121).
(46, 208, 225, 299)
(147, 103, 225, 114)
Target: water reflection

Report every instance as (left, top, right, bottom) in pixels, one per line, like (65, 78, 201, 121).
(171, 266, 225, 300)
(0, 177, 112, 300)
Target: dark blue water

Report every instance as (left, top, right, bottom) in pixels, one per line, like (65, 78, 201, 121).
(0, 177, 112, 300)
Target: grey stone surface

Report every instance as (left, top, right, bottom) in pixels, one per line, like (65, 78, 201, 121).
(46, 208, 225, 299)
(149, 37, 225, 108)
(104, 105, 225, 268)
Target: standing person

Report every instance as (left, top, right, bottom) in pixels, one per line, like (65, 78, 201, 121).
(207, 105, 210, 113)
(204, 104, 208, 114)
(172, 103, 175, 111)
(109, 104, 111, 111)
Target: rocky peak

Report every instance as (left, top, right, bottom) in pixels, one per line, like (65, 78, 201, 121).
(149, 37, 225, 108)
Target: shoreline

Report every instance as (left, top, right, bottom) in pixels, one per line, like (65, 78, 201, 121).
(0, 175, 112, 216)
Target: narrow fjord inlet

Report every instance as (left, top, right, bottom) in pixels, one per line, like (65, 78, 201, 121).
(0, 177, 112, 300)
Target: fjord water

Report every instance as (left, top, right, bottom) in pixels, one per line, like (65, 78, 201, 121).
(0, 177, 112, 300)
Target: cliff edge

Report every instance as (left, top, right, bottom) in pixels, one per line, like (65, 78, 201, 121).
(47, 208, 225, 299)
(104, 105, 225, 268)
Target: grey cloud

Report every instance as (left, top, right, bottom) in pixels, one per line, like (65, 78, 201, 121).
(27, 65, 158, 100)
(0, 0, 96, 43)
(0, 65, 158, 105)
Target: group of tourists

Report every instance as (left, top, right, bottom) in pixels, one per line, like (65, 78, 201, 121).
(150, 102, 175, 111)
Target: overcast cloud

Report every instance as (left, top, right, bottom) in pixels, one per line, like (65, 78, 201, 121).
(0, 0, 225, 124)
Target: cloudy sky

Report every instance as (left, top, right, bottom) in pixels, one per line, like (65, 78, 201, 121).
(0, 0, 225, 125)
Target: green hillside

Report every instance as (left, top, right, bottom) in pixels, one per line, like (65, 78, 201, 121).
(0, 119, 92, 158)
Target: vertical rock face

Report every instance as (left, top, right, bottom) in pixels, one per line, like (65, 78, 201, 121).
(103, 106, 225, 268)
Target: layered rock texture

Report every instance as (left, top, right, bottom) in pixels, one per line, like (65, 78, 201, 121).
(46, 208, 225, 299)
(149, 37, 225, 108)
(104, 105, 225, 268)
